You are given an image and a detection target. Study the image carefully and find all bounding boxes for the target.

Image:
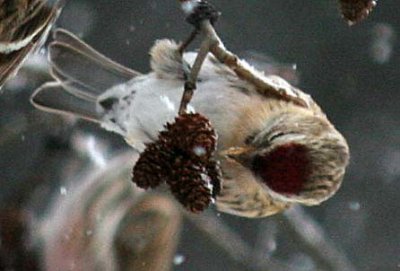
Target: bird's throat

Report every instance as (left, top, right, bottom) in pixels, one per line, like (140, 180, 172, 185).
(252, 143, 310, 195)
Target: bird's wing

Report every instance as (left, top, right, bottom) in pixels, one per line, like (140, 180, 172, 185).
(31, 81, 100, 122)
(31, 28, 142, 126)
(49, 29, 140, 98)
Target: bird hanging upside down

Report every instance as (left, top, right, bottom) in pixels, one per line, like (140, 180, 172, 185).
(31, 24, 349, 217)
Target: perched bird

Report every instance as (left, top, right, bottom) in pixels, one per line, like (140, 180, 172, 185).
(0, 0, 64, 88)
(31, 29, 349, 218)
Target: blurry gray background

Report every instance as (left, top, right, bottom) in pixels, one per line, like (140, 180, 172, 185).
(1, 0, 399, 270)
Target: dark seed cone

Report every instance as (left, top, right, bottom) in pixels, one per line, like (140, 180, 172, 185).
(132, 140, 172, 189)
(165, 113, 217, 163)
(167, 159, 213, 213)
(339, 0, 377, 25)
(132, 112, 222, 213)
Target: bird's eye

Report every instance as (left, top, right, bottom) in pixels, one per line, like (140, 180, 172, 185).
(269, 132, 285, 142)
(99, 97, 118, 110)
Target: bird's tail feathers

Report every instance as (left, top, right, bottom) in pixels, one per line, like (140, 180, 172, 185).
(49, 29, 140, 97)
(31, 29, 141, 121)
(31, 82, 100, 122)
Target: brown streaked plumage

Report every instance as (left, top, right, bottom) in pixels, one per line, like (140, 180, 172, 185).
(0, 0, 64, 88)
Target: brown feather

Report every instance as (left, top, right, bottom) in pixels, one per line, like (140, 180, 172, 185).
(0, 0, 64, 88)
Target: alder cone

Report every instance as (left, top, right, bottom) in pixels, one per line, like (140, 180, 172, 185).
(166, 157, 222, 212)
(168, 158, 213, 213)
(132, 140, 172, 189)
(164, 113, 217, 162)
(131, 112, 222, 213)
(339, 0, 376, 24)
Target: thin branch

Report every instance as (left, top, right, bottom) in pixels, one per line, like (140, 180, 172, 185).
(201, 20, 307, 107)
(176, 0, 308, 115)
(178, 25, 212, 114)
(280, 206, 357, 271)
(185, 212, 298, 271)
(178, 29, 199, 55)
(252, 219, 278, 269)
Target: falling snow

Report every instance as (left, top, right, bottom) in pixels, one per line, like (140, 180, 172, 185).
(173, 254, 186, 265)
(349, 201, 361, 211)
(60, 187, 68, 196)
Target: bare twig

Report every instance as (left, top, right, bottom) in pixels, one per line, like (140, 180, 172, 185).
(252, 219, 279, 269)
(201, 20, 307, 107)
(178, 24, 213, 114)
(176, 1, 307, 113)
(178, 29, 199, 55)
(185, 212, 298, 271)
(280, 206, 357, 271)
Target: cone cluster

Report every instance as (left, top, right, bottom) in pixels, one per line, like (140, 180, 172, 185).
(132, 113, 222, 213)
(339, 0, 376, 25)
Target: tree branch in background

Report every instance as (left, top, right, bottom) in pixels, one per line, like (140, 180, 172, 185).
(280, 206, 357, 271)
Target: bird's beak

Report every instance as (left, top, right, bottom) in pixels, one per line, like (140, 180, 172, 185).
(220, 146, 255, 168)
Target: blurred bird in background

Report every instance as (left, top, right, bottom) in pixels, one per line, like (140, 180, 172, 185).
(0, 0, 65, 88)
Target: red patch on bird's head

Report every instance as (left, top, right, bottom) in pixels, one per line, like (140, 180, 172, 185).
(251, 143, 310, 195)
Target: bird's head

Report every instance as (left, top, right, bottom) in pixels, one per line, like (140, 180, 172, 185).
(223, 110, 349, 205)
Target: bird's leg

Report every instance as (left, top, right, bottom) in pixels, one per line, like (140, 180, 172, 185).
(177, 0, 307, 107)
(178, 29, 199, 55)
(178, 25, 214, 115)
(177, 1, 221, 115)
(178, 28, 198, 85)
